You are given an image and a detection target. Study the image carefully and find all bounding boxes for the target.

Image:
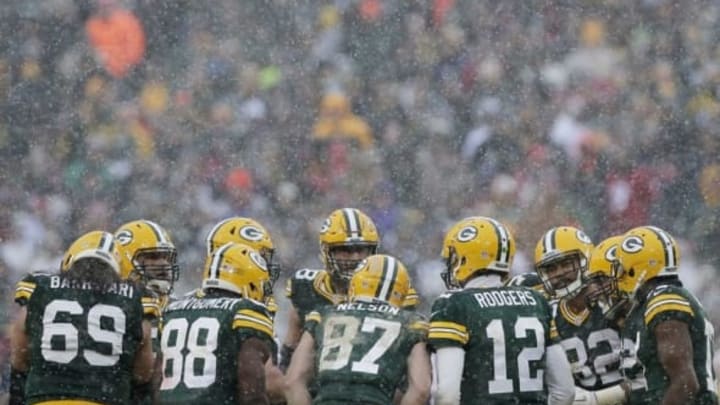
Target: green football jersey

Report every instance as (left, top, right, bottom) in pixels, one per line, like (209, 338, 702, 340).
(15, 273, 145, 405)
(429, 286, 555, 405)
(286, 268, 344, 326)
(156, 292, 276, 405)
(304, 302, 427, 405)
(553, 300, 622, 390)
(620, 280, 718, 405)
(133, 290, 166, 405)
(286, 268, 419, 326)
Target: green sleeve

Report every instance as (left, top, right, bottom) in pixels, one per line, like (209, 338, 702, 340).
(233, 301, 276, 348)
(428, 293, 469, 349)
(14, 273, 39, 306)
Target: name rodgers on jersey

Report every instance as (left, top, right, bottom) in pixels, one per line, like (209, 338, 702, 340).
(472, 289, 538, 308)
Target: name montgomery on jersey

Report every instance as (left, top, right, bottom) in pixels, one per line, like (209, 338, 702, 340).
(166, 297, 249, 312)
(48, 275, 136, 298)
(472, 289, 538, 308)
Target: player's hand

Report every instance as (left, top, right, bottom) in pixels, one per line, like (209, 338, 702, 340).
(573, 386, 598, 405)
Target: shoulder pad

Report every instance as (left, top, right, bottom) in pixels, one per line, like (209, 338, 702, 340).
(644, 287, 693, 326)
(233, 299, 274, 337)
(29, 270, 54, 277)
(291, 268, 324, 281)
(15, 273, 42, 305)
(287, 268, 327, 300)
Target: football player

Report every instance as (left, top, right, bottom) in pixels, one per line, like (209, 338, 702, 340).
(535, 228, 628, 405)
(284, 254, 431, 405)
(612, 226, 718, 405)
(205, 216, 280, 313)
(114, 219, 178, 403)
(156, 242, 275, 405)
(10, 231, 155, 405)
(584, 237, 631, 325)
(430, 217, 574, 405)
(115, 219, 179, 307)
(281, 208, 419, 371)
(204, 216, 284, 403)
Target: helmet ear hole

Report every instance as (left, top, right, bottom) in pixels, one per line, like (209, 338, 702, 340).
(628, 268, 635, 277)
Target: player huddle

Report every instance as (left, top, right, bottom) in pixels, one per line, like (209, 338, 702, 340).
(7, 209, 718, 405)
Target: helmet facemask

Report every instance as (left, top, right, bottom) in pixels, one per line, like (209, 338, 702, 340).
(133, 248, 179, 295)
(584, 272, 627, 320)
(441, 246, 461, 289)
(536, 251, 585, 299)
(325, 243, 376, 284)
(259, 247, 280, 295)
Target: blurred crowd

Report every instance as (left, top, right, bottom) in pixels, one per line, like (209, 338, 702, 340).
(2, 0, 720, 377)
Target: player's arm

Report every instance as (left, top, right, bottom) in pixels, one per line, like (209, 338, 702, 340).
(545, 342, 575, 405)
(656, 319, 700, 405)
(434, 346, 464, 405)
(133, 319, 155, 383)
(399, 341, 432, 405)
(281, 303, 302, 371)
(573, 382, 629, 405)
(237, 337, 271, 405)
(265, 358, 286, 404)
(9, 306, 28, 405)
(283, 331, 316, 405)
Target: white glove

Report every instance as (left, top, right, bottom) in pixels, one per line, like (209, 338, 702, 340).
(572, 384, 627, 405)
(573, 386, 598, 405)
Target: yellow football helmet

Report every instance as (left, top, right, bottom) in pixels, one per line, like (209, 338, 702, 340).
(585, 235, 624, 317)
(60, 230, 121, 274)
(202, 242, 271, 301)
(205, 216, 279, 287)
(349, 254, 410, 308)
(115, 220, 178, 294)
(614, 226, 679, 299)
(441, 216, 515, 289)
(319, 208, 379, 281)
(534, 226, 593, 299)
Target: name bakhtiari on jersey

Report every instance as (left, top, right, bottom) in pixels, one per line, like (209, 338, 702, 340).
(620, 280, 718, 405)
(156, 293, 276, 405)
(429, 286, 555, 405)
(553, 300, 622, 390)
(305, 301, 427, 405)
(15, 273, 147, 405)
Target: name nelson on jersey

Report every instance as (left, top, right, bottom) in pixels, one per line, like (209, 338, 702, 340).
(48, 275, 135, 298)
(336, 302, 400, 315)
(473, 289, 537, 308)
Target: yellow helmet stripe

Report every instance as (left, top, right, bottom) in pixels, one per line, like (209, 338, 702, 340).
(206, 218, 231, 254)
(209, 242, 232, 280)
(542, 228, 557, 254)
(487, 217, 510, 263)
(143, 220, 169, 245)
(342, 208, 361, 239)
(647, 226, 677, 268)
(376, 256, 397, 302)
